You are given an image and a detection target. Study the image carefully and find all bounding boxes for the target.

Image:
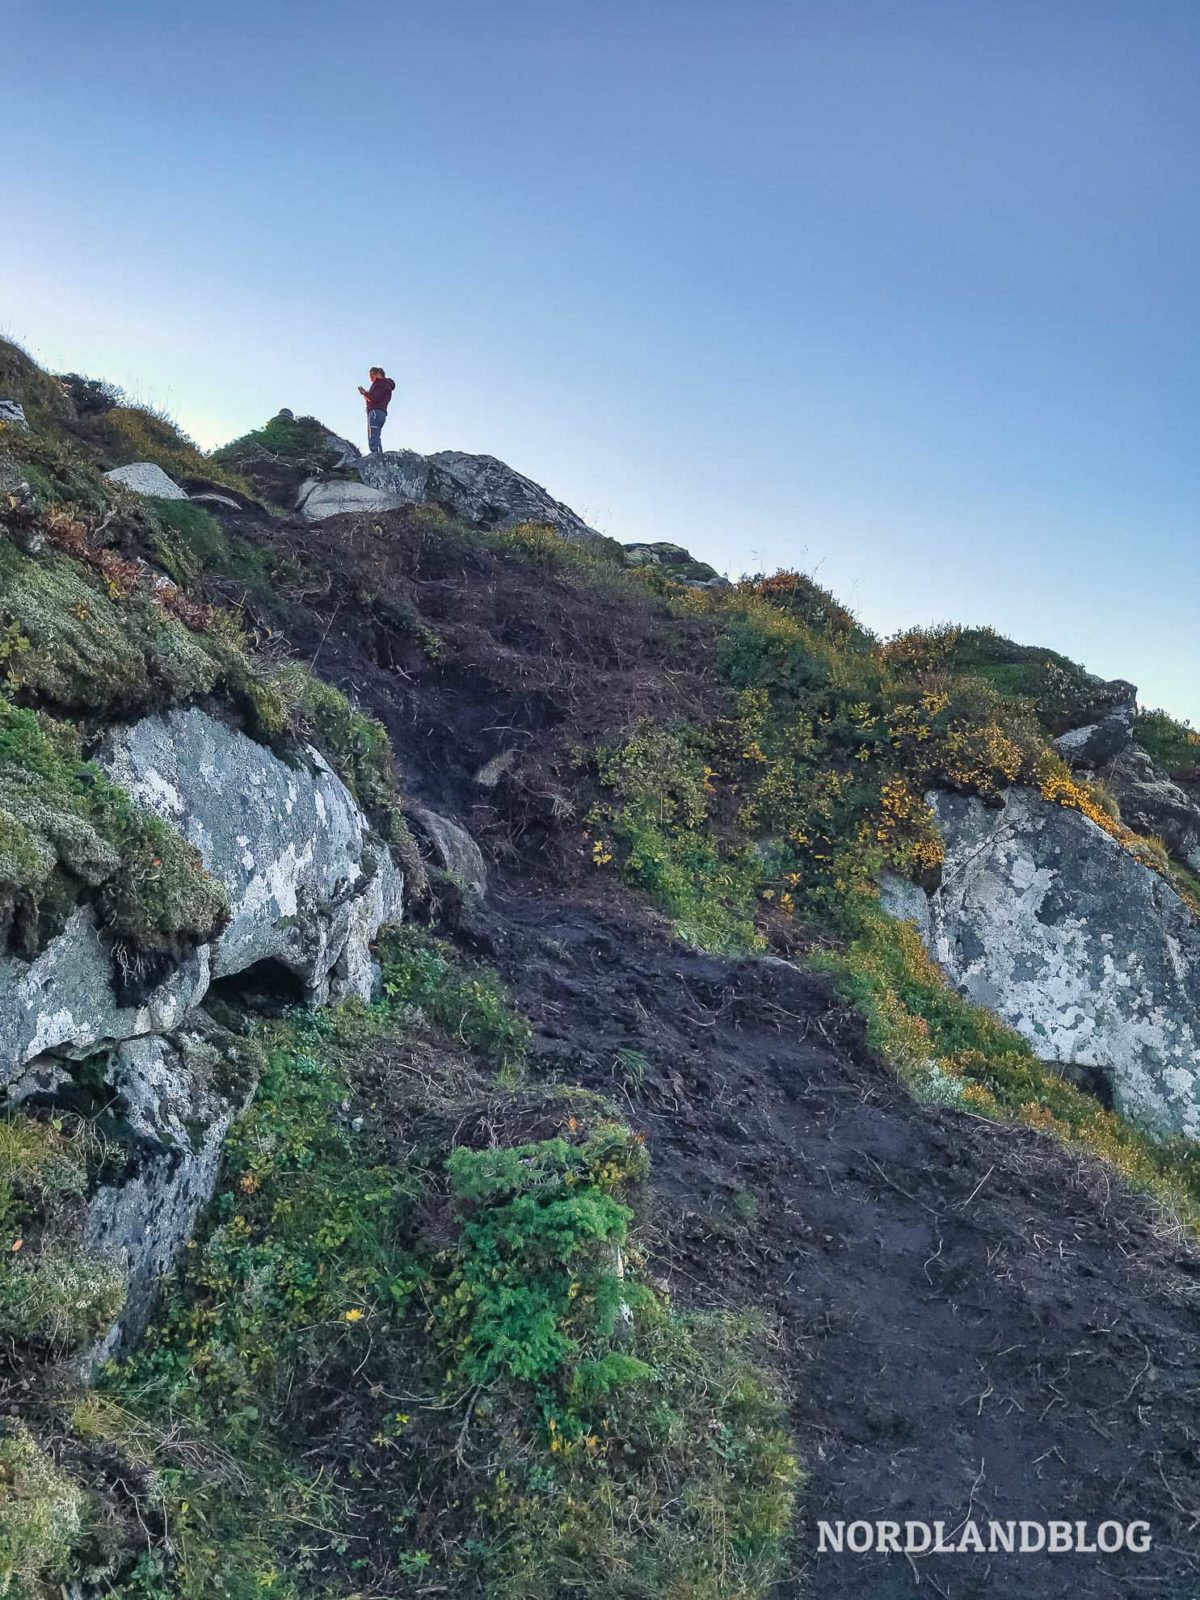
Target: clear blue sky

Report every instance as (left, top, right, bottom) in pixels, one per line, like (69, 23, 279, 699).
(4, 1, 1198, 721)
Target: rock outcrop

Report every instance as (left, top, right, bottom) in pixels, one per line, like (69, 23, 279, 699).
(101, 707, 403, 1008)
(82, 1016, 258, 1351)
(212, 410, 361, 507)
(1052, 697, 1137, 768)
(408, 803, 488, 900)
(622, 541, 726, 588)
(0, 399, 28, 428)
(299, 445, 604, 543)
(103, 461, 188, 499)
(881, 788, 1200, 1140)
(0, 706, 403, 1347)
(1104, 745, 1200, 873)
(295, 477, 401, 520)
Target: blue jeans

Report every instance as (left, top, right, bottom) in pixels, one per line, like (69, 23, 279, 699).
(367, 408, 387, 453)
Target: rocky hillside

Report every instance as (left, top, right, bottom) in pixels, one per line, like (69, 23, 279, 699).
(0, 339, 1198, 1599)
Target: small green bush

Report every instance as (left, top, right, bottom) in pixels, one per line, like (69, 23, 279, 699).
(0, 1423, 89, 1596)
(92, 976, 794, 1599)
(1136, 708, 1200, 778)
(378, 925, 532, 1075)
(0, 1247, 126, 1353)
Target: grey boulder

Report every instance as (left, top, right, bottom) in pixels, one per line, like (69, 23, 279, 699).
(408, 803, 488, 899)
(0, 910, 208, 1085)
(102, 707, 403, 1002)
(296, 477, 402, 520)
(300, 445, 603, 544)
(881, 787, 1200, 1140)
(83, 1016, 258, 1352)
(0, 399, 28, 428)
(1, 706, 402, 1083)
(104, 462, 188, 500)
(1053, 702, 1136, 769)
(1105, 745, 1200, 873)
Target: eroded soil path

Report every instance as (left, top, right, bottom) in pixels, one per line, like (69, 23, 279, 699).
(208, 505, 1200, 1596)
(478, 887, 1200, 1600)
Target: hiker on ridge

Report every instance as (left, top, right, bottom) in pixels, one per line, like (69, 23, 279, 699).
(358, 366, 395, 454)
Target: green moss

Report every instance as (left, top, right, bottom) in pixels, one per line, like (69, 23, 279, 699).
(0, 1422, 90, 1596)
(0, 692, 228, 956)
(0, 540, 231, 716)
(210, 412, 342, 466)
(1135, 708, 1200, 779)
(147, 498, 277, 602)
(87, 950, 793, 1600)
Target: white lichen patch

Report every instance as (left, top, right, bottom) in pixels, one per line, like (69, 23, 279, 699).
(882, 788, 1200, 1141)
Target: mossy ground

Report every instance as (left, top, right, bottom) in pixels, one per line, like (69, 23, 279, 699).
(0, 455, 412, 959)
(1, 929, 795, 1600)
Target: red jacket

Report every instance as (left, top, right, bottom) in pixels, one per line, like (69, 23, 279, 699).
(364, 377, 395, 412)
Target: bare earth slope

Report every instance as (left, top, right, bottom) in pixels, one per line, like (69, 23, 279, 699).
(478, 887, 1200, 1599)
(196, 501, 1199, 1597)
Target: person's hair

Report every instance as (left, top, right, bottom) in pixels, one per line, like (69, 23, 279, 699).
(369, 366, 385, 377)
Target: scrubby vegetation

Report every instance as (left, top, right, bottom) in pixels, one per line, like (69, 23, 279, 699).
(1136, 706, 1200, 781)
(211, 411, 345, 468)
(580, 570, 1200, 1223)
(1, 930, 795, 1599)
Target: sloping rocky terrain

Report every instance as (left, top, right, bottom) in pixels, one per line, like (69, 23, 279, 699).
(0, 340, 1198, 1599)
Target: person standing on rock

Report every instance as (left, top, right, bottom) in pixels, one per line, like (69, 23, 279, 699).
(358, 366, 395, 454)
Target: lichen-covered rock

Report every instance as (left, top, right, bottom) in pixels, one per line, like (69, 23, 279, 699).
(0, 908, 208, 1082)
(622, 541, 726, 588)
(103, 462, 188, 499)
(101, 707, 403, 1001)
(1053, 701, 1136, 769)
(1104, 745, 1200, 873)
(408, 803, 488, 899)
(295, 477, 402, 520)
(0, 399, 28, 428)
(881, 788, 1200, 1140)
(326, 448, 603, 542)
(0, 706, 402, 1082)
(81, 1015, 259, 1352)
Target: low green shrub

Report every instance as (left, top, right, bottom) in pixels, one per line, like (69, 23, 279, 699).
(1136, 708, 1200, 779)
(0, 1423, 90, 1596)
(377, 925, 532, 1075)
(0, 1246, 126, 1353)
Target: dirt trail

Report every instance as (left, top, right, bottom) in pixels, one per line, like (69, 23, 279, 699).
(477, 886, 1200, 1600)
(203, 506, 1200, 1595)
